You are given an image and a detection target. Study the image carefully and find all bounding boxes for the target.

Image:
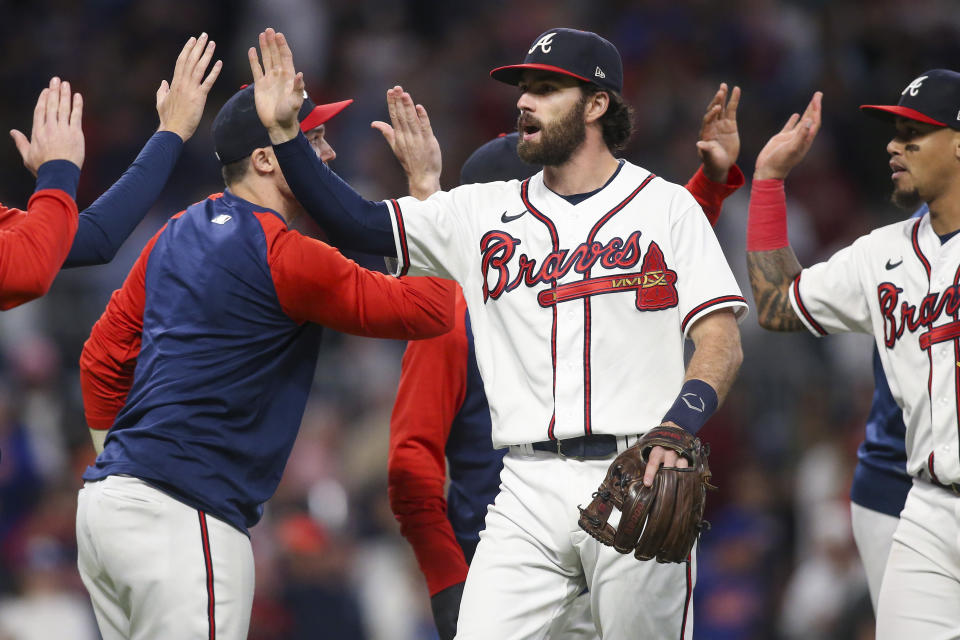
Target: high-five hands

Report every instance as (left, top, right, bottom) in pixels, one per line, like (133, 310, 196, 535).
(248, 27, 305, 144)
(157, 32, 223, 142)
(754, 92, 823, 180)
(10, 77, 85, 176)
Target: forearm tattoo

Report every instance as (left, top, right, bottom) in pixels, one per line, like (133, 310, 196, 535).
(746, 249, 805, 331)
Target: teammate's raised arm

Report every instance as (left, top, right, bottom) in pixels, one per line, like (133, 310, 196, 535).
(745, 91, 822, 331)
(65, 33, 222, 267)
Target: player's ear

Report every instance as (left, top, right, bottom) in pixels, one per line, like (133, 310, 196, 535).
(584, 89, 609, 124)
(250, 147, 277, 175)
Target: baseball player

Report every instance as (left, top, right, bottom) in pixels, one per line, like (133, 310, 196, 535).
(390, 83, 744, 640)
(253, 27, 747, 638)
(743, 69, 960, 637)
(75, 82, 455, 639)
(0, 34, 221, 308)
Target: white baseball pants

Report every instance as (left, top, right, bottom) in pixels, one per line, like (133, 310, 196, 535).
(76, 475, 255, 639)
(850, 501, 900, 612)
(876, 479, 960, 639)
(455, 448, 695, 640)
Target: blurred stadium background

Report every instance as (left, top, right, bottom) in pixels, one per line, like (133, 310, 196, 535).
(0, 0, 958, 638)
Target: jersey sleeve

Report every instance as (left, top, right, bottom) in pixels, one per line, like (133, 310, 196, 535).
(258, 213, 455, 339)
(386, 185, 481, 281)
(683, 165, 745, 227)
(388, 288, 470, 595)
(0, 161, 80, 309)
(670, 191, 749, 337)
(79, 229, 161, 432)
(788, 236, 873, 336)
(65, 131, 183, 267)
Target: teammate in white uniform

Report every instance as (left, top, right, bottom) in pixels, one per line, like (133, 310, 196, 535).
(251, 28, 746, 639)
(743, 69, 960, 637)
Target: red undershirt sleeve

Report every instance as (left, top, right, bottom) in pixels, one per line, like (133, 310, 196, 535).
(79, 229, 161, 432)
(388, 290, 471, 595)
(0, 188, 79, 310)
(259, 213, 454, 338)
(683, 165, 745, 227)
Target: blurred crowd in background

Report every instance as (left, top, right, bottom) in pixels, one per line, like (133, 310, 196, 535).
(0, 0, 958, 638)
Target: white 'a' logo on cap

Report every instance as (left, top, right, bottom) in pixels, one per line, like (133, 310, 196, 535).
(529, 32, 557, 54)
(902, 75, 928, 97)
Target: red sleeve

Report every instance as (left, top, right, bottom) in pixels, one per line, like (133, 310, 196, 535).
(388, 288, 470, 595)
(684, 165, 745, 227)
(0, 189, 79, 310)
(79, 229, 161, 431)
(257, 212, 455, 339)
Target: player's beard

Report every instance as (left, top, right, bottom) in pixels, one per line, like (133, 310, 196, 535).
(891, 185, 923, 211)
(516, 95, 587, 166)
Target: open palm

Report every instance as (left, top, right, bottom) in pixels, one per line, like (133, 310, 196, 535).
(754, 92, 823, 180)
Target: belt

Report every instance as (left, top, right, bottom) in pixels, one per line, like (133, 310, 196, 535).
(530, 434, 621, 459)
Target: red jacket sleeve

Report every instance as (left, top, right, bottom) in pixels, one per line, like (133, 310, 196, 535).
(684, 165, 745, 227)
(79, 229, 161, 432)
(0, 188, 79, 310)
(257, 212, 454, 338)
(388, 288, 470, 595)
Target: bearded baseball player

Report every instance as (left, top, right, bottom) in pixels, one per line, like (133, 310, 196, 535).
(390, 83, 744, 640)
(744, 69, 960, 636)
(253, 27, 746, 638)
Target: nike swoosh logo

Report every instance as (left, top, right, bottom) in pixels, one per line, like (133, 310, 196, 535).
(885, 258, 903, 270)
(501, 210, 526, 223)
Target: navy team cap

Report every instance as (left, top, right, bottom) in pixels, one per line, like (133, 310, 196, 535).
(490, 28, 623, 94)
(212, 84, 353, 165)
(460, 132, 540, 185)
(860, 69, 960, 131)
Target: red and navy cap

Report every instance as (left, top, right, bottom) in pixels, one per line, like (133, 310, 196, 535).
(490, 28, 623, 94)
(860, 69, 960, 131)
(212, 84, 353, 165)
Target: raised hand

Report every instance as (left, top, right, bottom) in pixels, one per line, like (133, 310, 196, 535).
(372, 86, 442, 199)
(697, 83, 741, 182)
(248, 27, 304, 144)
(10, 76, 84, 176)
(157, 33, 222, 142)
(754, 92, 823, 181)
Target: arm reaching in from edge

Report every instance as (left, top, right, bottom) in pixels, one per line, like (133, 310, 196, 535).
(746, 91, 822, 332)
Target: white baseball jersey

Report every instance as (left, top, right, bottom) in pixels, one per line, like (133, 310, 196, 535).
(790, 214, 960, 484)
(387, 161, 747, 447)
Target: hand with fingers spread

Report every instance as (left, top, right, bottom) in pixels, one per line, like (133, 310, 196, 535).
(157, 33, 223, 142)
(697, 83, 741, 183)
(10, 77, 84, 176)
(372, 86, 442, 200)
(248, 27, 305, 144)
(754, 91, 823, 180)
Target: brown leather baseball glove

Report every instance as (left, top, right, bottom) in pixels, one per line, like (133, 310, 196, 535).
(577, 425, 715, 563)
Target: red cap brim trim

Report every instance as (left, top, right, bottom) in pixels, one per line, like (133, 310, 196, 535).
(859, 104, 947, 127)
(300, 99, 354, 133)
(490, 63, 593, 86)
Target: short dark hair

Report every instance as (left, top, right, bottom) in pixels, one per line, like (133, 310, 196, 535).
(221, 157, 250, 187)
(582, 85, 634, 153)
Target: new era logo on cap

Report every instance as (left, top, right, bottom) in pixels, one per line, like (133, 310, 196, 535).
(490, 28, 623, 94)
(861, 68, 960, 130)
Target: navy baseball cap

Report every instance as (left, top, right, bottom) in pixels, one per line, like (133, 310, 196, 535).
(460, 133, 540, 185)
(861, 69, 960, 130)
(490, 28, 623, 94)
(212, 84, 353, 165)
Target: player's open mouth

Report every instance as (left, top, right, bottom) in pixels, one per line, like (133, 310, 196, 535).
(890, 160, 907, 180)
(518, 114, 542, 141)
